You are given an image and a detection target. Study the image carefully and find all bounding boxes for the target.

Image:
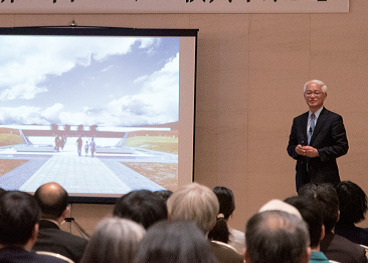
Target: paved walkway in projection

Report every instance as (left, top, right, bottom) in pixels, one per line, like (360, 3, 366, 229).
(1, 137, 174, 193)
(19, 155, 132, 195)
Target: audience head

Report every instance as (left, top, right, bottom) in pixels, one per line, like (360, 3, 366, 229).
(134, 220, 218, 263)
(0, 191, 41, 247)
(284, 195, 324, 249)
(34, 182, 69, 221)
(212, 186, 235, 219)
(113, 189, 168, 229)
(335, 181, 367, 224)
(154, 190, 173, 203)
(208, 186, 235, 243)
(298, 183, 339, 232)
(259, 199, 302, 218)
(245, 210, 310, 263)
(167, 182, 219, 234)
(81, 217, 145, 263)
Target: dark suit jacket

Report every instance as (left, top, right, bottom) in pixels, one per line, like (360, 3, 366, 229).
(0, 247, 66, 263)
(33, 220, 88, 263)
(287, 107, 349, 191)
(335, 221, 368, 246)
(320, 231, 368, 263)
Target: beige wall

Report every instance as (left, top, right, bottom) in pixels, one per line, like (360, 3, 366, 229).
(2, 0, 368, 235)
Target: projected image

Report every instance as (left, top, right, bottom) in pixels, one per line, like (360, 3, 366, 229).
(0, 35, 180, 197)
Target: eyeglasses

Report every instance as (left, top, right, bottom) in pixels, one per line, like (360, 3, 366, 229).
(305, 91, 324, 96)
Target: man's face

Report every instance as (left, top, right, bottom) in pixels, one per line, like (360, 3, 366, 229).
(304, 82, 327, 112)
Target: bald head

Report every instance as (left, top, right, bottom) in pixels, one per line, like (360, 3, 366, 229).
(245, 210, 310, 263)
(34, 182, 69, 220)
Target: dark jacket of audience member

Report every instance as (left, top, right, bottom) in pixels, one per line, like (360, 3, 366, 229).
(334, 181, 368, 246)
(81, 217, 145, 263)
(299, 183, 368, 263)
(33, 182, 88, 263)
(134, 220, 219, 263)
(245, 210, 310, 263)
(0, 191, 65, 263)
(113, 189, 168, 229)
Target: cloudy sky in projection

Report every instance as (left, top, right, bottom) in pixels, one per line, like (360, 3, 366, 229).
(0, 35, 179, 127)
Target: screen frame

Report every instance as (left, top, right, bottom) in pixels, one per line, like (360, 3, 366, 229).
(0, 25, 198, 204)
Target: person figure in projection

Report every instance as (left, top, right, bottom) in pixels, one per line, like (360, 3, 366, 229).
(76, 137, 83, 157)
(60, 135, 66, 151)
(54, 136, 60, 152)
(89, 138, 96, 158)
(85, 140, 89, 157)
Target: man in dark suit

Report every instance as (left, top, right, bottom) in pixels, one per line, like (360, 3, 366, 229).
(287, 80, 349, 191)
(0, 191, 65, 263)
(33, 182, 88, 263)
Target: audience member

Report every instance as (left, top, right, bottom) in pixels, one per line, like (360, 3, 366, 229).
(113, 189, 168, 229)
(33, 182, 88, 263)
(299, 183, 368, 263)
(244, 210, 310, 263)
(134, 220, 218, 263)
(167, 182, 243, 263)
(259, 198, 302, 218)
(208, 186, 244, 254)
(335, 181, 368, 246)
(0, 191, 65, 263)
(81, 217, 145, 263)
(285, 195, 329, 263)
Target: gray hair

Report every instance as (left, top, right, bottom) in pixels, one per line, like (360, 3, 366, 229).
(167, 182, 219, 234)
(303, 79, 327, 93)
(246, 210, 310, 263)
(134, 220, 219, 263)
(80, 217, 145, 263)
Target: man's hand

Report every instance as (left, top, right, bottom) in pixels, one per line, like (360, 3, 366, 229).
(295, 144, 306, 156)
(304, 146, 319, 158)
(295, 145, 319, 158)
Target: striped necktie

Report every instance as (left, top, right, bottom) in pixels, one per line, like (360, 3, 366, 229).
(308, 113, 315, 145)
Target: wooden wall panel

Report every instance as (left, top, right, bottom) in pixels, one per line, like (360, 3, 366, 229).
(2, 0, 368, 236)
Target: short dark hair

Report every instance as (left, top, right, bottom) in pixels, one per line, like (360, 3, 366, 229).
(335, 181, 367, 224)
(298, 183, 339, 232)
(245, 210, 309, 263)
(134, 220, 218, 263)
(0, 191, 41, 246)
(284, 195, 323, 248)
(34, 183, 69, 220)
(154, 190, 173, 202)
(113, 190, 168, 229)
(208, 186, 235, 243)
